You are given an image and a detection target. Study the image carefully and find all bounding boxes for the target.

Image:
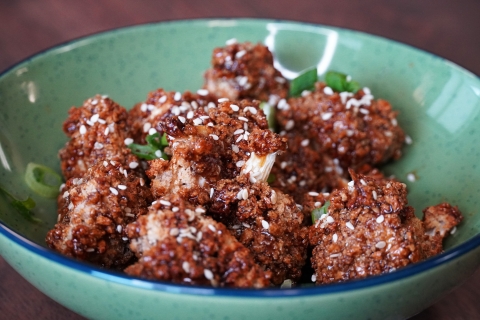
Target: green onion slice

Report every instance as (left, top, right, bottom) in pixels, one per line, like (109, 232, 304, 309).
(128, 133, 169, 161)
(311, 200, 331, 224)
(267, 173, 276, 184)
(289, 67, 318, 97)
(0, 185, 41, 223)
(325, 71, 360, 93)
(25, 162, 62, 198)
(259, 102, 276, 131)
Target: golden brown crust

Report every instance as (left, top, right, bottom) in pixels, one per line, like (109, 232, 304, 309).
(125, 195, 271, 288)
(203, 42, 289, 102)
(46, 160, 152, 269)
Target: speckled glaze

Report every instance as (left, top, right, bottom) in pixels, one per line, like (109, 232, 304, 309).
(0, 19, 479, 320)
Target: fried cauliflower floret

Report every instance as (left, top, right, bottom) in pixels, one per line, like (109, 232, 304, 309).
(59, 95, 133, 180)
(146, 99, 286, 204)
(46, 160, 152, 269)
(276, 83, 405, 174)
(125, 195, 271, 288)
(128, 89, 217, 143)
(308, 171, 462, 284)
(209, 175, 308, 285)
(203, 41, 288, 103)
(423, 203, 462, 238)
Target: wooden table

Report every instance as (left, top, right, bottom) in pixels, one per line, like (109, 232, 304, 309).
(1, 1, 479, 319)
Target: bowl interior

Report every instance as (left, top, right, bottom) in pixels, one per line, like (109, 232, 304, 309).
(1, 19, 479, 254)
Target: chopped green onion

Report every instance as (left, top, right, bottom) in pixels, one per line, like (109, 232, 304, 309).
(0, 185, 41, 223)
(311, 200, 330, 224)
(289, 67, 318, 97)
(259, 102, 276, 131)
(128, 133, 169, 161)
(24, 162, 62, 198)
(325, 71, 360, 93)
(267, 173, 276, 184)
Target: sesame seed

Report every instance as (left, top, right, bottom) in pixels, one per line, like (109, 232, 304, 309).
(210, 188, 214, 198)
(391, 118, 398, 126)
(346, 222, 354, 230)
(140, 103, 148, 112)
(193, 118, 203, 125)
(143, 122, 151, 133)
(326, 216, 334, 223)
(242, 222, 251, 228)
(236, 160, 245, 167)
(218, 98, 229, 102)
(375, 241, 387, 249)
(173, 92, 182, 101)
(155, 150, 162, 158)
(311, 274, 317, 282)
(90, 114, 99, 123)
(363, 87, 371, 95)
(197, 89, 209, 96)
(360, 179, 367, 186)
(230, 104, 240, 112)
(148, 128, 157, 135)
(261, 220, 270, 230)
(129, 162, 139, 169)
(79, 125, 87, 135)
(235, 50, 246, 59)
(182, 261, 190, 273)
(301, 139, 310, 147)
(210, 134, 219, 140)
(407, 173, 416, 182)
(301, 90, 311, 97)
(332, 234, 338, 242)
(124, 138, 133, 145)
(91, 99, 98, 105)
(86, 248, 95, 253)
(233, 129, 244, 135)
(322, 112, 333, 120)
(271, 190, 277, 204)
(140, 178, 145, 186)
(86, 120, 94, 126)
(68, 202, 74, 210)
(236, 135, 243, 143)
(285, 120, 295, 130)
(178, 116, 186, 123)
(185, 111, 193, 119)
(207, 102, 216, 109)
(158, 95, 167, 103)
(323, 86, 334, 95)
(348, 180, 355, 188)
(450, 226, 457, 235)
(280, 161, 287, 169)
(159, 200, 171, 206)
(245, 106, 257, 114)
(204, 269, 214, 280)
(171, 207, 179, 213)
(376, 215, 385, 223)
(244, 123, 248, 130)
(226, 38, 237, 45)
(277, 99, 290, 110)
(207, 123, 214, 127)
(238, 116, 249, 122)
(231, 144, 239, 153)
(208, 224, 216, 232)
(196, 231, 203, 241)
(241, 188, 249, 200)
(308, 191, 319, 197)
(330, 253, 341, 258)
(117, 225, 122, 233)
(405, 135, 413, 145)
(195, 207, 206, 214)
(117, 185, 127, 190)
(110, 187, 118, 195)
(372, 190, 378, 200)
(359, 108, 369, 114)
(104, 127, 110, 135)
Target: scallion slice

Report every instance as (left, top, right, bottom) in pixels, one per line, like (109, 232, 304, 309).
(128, 133, 169, 160)
(311, 200, 330, 224)
(325, 71, 360, 93)
(289, 67, 318, 97)
(259, 102, 276, 131)
(0, 185, 41, 223)
(24, 162, 62, 198)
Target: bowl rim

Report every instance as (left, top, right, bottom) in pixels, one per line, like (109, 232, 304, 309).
(1, 18, 480, 298)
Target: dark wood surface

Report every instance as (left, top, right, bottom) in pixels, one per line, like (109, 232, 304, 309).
(0, 1, 479, 319)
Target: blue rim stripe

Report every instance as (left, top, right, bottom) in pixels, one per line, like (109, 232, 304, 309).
(1, 18, 480, 298)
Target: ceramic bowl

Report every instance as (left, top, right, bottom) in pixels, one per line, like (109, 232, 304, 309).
(0, 19, 479, 320)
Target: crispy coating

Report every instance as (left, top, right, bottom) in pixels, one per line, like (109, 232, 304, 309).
(46, 160, 152, 269)
(423, 203, 463, 238)
(59, 95, 132, 180)
(209, 175, 308, 285)
(308, 171, 460, 284)
(203, 42, 288, 103)
(125, 195, 271, 288)
(146, 99, 286, 204)
(276, 83, 405, 172)
(128, 89, 217, 143)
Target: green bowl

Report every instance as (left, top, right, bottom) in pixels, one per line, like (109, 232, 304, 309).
(1, 19, 479, 320)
